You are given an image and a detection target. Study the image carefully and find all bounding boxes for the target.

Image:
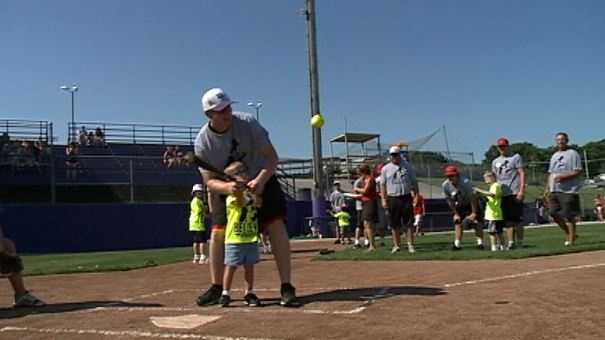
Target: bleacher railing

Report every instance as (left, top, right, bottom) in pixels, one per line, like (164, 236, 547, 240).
(1, 119, 53, 143)
(70, 121, 201, 145)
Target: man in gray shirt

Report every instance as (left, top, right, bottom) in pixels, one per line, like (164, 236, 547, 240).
(547, 132, 583, 246)
(380, 146, 418, 253)
(442, 165, 484, 250)
(491, 137, 526, 249)
(194, 88, 297, 307)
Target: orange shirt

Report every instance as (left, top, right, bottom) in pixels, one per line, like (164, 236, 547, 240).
(413, 194, 425, 215)
(360, 175, 377, 202)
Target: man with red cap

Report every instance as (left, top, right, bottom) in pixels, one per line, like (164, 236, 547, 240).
(491, 138, 526, 249)
(442, 165, 484, 250)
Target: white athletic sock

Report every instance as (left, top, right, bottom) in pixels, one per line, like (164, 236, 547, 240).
(354, 240, 360, 245)
(222, 289, 230, 296)
(454, 240, 461, 247)
(364, 239, 369, 246)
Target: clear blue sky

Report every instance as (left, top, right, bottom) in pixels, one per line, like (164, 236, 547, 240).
(1, 0, 604, 161)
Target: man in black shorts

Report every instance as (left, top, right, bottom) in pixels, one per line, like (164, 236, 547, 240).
(194, 88, 297, 307)
(491, 137, 526, 249)
(442, 166, 484, 250)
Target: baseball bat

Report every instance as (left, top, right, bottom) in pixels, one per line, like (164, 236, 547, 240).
(184, 151, 236, 182)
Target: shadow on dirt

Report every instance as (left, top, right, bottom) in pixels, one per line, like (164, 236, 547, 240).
(0, 301, 162, 319)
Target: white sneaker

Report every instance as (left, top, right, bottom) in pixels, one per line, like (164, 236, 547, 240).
(363, 240, 370, 247)
(14, 292, 45, 308)
(193, 256, 200, 264)
(199, 255, 208, 264)
(564, 241, 571, 247)
(491, 246, 498, 252)
(391, 246, 401, 254)
(408, 245, 416, 254)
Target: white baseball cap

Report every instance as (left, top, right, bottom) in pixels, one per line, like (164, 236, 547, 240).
(201, 88, 237, 113)
(389, 146, 401, 155)
(191, 184, 204, 194)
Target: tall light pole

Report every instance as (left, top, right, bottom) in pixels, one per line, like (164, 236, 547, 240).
(305, 0, 326, 233)
(247, 101, 263, 121)
(60, 84, 79, 143)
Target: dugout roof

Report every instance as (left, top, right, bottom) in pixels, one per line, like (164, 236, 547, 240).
(330, 132, 380, 144)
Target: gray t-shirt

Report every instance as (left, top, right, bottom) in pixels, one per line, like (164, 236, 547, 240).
(379, 161, 418, 196)
(492, 153, 524, 196)
(194, 112, 271, 179)
(329, 190, 345, 212)
(548, 149, 582, 194)
(442, 177, 474, 207)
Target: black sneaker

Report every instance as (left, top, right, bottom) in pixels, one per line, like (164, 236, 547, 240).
(452, 245, 462, 251)
(244, 293, 261, 307)
(196, 284, 222, 306)
(334, 239, 341, 245)
(218, 294, 231, 307)
(476, 244, 485, 250)
(280, 283, 299, 307)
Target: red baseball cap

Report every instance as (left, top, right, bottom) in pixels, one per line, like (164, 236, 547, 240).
(444, 165, 459, 177)
(496, 137, 509, 147)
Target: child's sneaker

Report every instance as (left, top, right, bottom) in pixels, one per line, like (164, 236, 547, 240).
(391, 246, 401, 254)
(199, 255, 208, 264)
(408, 245, 416, 254)
(219, 294, 231, 307)
(491, 245, 498, 252)
(244, 293, 261, 307)
(14, 292, 45, 308)
(193, 255, 200, 264)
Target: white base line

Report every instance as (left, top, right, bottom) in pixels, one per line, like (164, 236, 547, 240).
(90, 306, 366, 315)
(0, 326, 281, 340)
(444, 263, 605, 288)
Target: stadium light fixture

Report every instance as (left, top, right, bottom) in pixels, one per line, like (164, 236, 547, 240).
(247, 101, 263, 121)
(60, 84, 79, 143)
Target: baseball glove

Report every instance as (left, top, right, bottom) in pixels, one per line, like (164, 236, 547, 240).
(0, 252, 23, 274)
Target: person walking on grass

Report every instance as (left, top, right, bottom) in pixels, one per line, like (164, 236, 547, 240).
(194, 88, 297, 307)
(491, 137, 526, 249)
(354, 164, 378, 252)
(411, 189, 425, 237)
(547, 132, 583, 247)
(189, 184, 209, 264)
(474, 171, 505, 251)
(380, 146, 418, 254)
(442, 165, 485, 251)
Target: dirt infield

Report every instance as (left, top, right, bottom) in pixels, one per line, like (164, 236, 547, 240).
(1, 240, 604, 340)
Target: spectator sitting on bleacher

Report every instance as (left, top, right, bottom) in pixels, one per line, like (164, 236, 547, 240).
(163, 146, 176, 168)
(65, 142, 80, 179)
(15, 141, 38, 171)
(174, 145, 184, 167)
(94, 127, 105, 146)
(78, 126, 88, 146)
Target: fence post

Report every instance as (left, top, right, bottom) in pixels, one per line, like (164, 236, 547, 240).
(49, 123, 54, 145)
(129, 159, 135, 203)
(132, 125, 136, 144)
(50, 151, 56, 204)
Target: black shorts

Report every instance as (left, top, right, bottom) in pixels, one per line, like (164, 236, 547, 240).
(486, 220, 505, 234)
(549, 192, 580, 222)
(191, 229, 210, 243)
(502, 195, 524, 224)
(387, 195, 413, 229)
(361, 200, 378, 224)
(211, 176, 287, 229)
(455, 205, 483, 229)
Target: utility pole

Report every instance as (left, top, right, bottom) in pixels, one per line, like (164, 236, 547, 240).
(305, 0, 326, 233)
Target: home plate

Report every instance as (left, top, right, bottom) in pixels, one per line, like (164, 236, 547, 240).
(150, 314, 221, 329)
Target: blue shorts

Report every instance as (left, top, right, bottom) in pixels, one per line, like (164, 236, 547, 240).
(224, 243, 259, 266)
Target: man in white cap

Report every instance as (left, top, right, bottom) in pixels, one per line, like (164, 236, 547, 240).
(194, 88, 298, 307)
(380, 145, 418, 253)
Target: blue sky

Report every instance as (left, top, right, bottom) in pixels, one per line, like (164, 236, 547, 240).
(1, 0, 604, 161)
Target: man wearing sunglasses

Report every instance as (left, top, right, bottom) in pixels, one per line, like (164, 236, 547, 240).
(194, 88, 297, 307)
(491, 138, 526, 249)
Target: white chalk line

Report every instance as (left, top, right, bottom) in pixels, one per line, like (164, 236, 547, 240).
(0, 326, 281, 340)
(88, 305, 366, 315)
(443, 262, 605, 288)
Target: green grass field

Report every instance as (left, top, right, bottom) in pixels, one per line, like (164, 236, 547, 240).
(20, 224, 605, 275)
(318, 223, 605, 261)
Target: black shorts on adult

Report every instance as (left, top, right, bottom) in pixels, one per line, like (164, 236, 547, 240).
(455, 205, 483, 229)
(502, 195, 524, 224)
(361, 200, 378, 224)
(211, 176, 287, 228)
(549, 192, 580, 221)
(191, 229, 210, 243)
(387, 195, 413, 229)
